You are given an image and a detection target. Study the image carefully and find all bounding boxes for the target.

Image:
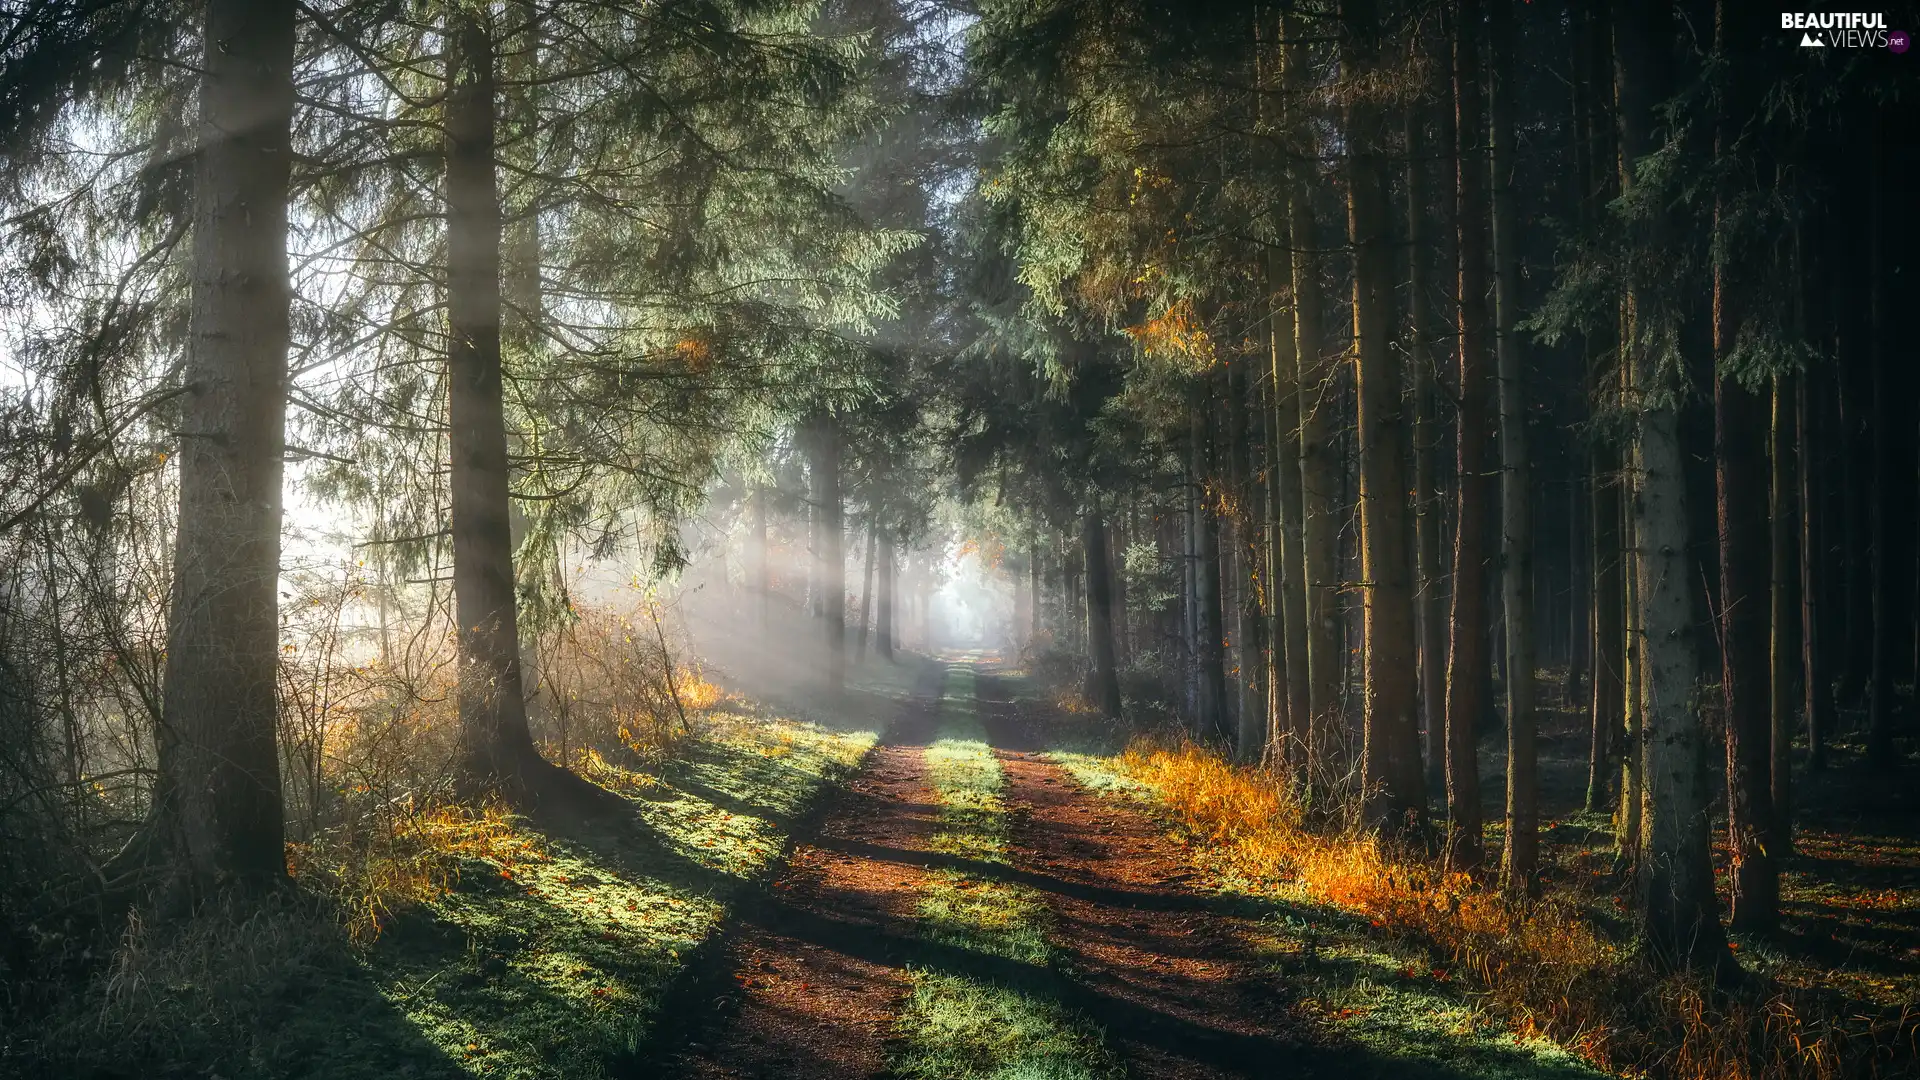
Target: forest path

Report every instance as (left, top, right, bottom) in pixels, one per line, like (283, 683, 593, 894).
(656, 656, 1345, 1079)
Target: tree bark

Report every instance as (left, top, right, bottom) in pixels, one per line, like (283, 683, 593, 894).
(1444, 0, 1491, 871)
(877, 526, 895, 660)
(1711, 0, 1776, 934)
(152, 0, 296, 891)
(1800, 364, 1826, 771)
(753, 485, 770, 633)
(1085, 503, 1123, 719)
(1269, 248, 1312, 771)
(1617, 0, 1726, 970)
(1865, 130, 1892, 762)
(1231, 362, 1267, 760)
(1407, 103, 1447, 806)
(817, 419, 845, 693)
(448, 11, 544, 790)
(1283, 11, 1341, 777)
(1342, 0, 1422, 828)
(1193, 408, 1231, 743)
(1770, 374, 1799, 856)
(858, 516, 877, 661)
(1489, 0, 1535, 892)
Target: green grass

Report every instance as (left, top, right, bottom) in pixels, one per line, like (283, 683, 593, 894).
(368, 698, 878, 1078)
(18, 671, 899, 1080)
(892, 664, 1119, 1080)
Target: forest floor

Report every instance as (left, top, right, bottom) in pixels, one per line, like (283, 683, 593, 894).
(651, 656, 1601, 1080)
(1484, 678, 1920, 1015)
(18, 656, 1916, 1080)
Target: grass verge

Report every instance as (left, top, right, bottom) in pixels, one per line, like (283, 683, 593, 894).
(17, 675, 898, 1080)
(1070, 738, 1916, 1080)
(892, 664, 1118, 1080)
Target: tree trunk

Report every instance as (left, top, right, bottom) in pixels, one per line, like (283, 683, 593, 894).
(1194, 409, 1230, 743)
(816, 419, 845, 693)
(1618, 0, 1725, 970)
(858, 517, 877, 661)
(1489, 0, 1535, 892)
(1231, 363, 1266, 760)
(1865, 131, 1892, 762)
(152, 0, 296, 891)
(877, 526, 895, 660)
(1407, 103, 1447, 805)
(448, 11, 544, 789)
(1710, 0, 1776, 934)
(1113, 508, 1132, 670)
(1444, 0, 1491, 871)
(1283, 11, 1341, 776)
(1029, 536, 1042, 647)
(1085, 503, 1123, 719)
(1770, 374, 1799, 856)
(1343, 0, 1421, 827)
(1804, 365, 1830, 769)
(1269, 249, 1311, 770)
(754, 485, 770, 633)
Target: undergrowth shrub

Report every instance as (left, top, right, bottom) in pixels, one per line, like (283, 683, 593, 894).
(1116, 740, 1919, 1080)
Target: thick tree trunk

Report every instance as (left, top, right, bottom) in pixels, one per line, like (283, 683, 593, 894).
(1444, 0, 1491, 871)
(1343, 0, 1422, 828)
(1283, 12, 1341, 777)
(152, 0, 296, 891)
(1489, 0, 1535, 892)
(1618, 0, 1725, 970)
(448, 12, 544, 789)
(1712, 0, 1776, 934)
(1084, 504, 1123, 719)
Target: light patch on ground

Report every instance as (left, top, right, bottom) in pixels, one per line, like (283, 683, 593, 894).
(894, 664, 1119, 1080)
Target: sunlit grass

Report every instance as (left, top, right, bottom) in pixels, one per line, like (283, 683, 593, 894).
(1084, 736, 1910, 1080)
(895, 664, 1120, 1080)
(354, 700, 878, 1078)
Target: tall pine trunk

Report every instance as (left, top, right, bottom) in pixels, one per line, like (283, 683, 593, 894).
(1489, 0, 1536, 891)
(1231, 364, 1266, 760)
(1344, 0, 1422, 826)
(877, 526, 895, 660)
(1711, 0, 1776, 934)
(152, 0, 296, 890)
(1865, 131, 1892, 762)
(1193, 409, 1230, 742)
(1269, 249, 1311, 770)
(1770, 373, 1799, 856)
(1444, 0, 1491, 870)
(1283, 12, 1341, 776)
(1407, 103, 1447, 805)
(1085, 503, 1123, 719)
(448, 11, 544, 789)
(1617, 0, 1725, 970)
(858, 517, 877, 661)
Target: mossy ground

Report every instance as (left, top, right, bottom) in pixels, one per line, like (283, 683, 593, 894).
(13, 664, 917, 1080)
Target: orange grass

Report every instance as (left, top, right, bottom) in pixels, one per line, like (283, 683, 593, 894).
(1114, 740, 1918, 1080)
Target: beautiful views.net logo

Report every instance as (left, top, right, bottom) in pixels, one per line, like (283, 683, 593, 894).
(1781, 11, 1900, 48)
